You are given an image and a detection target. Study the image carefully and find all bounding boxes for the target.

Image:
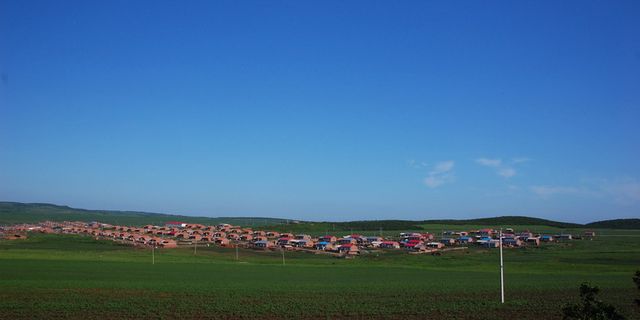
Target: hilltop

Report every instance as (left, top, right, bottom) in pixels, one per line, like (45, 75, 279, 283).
(585, 218, 640, 229)
(1, 201, 637, 230)
(0, 202, 287, 227)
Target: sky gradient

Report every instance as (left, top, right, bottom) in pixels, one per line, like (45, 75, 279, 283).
(1, 1, 639, 223)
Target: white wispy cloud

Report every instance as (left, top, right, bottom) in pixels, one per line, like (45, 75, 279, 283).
(511, 157, 531, 164)
(407, 159, 429, 169)
(601, 179, 640, 205)
(476, 158, 502, 167)
(476, 157, 523, 179)
(530, 185, 587, 197)
(498, 167, 516, 178)
(530, 178, 640, 205)
(424, 160, 455, 188)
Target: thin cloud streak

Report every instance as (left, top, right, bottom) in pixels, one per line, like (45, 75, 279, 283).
(424, 160, 455, 188)
(530, 179, 640, 205)
(476, 157, 522, 179)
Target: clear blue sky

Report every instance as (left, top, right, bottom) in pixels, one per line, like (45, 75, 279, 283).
(1, 1, 639, 223)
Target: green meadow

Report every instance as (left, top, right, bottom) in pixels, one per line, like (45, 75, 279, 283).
(1, 228, 639, 319)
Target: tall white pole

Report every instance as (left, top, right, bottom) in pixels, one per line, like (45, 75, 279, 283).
(235, 242, 239, 261)
(499, 228, 504, 304)
(282, 248, 285, 266)
(152, 246, 155, 265)
(194, 238, 198, 255)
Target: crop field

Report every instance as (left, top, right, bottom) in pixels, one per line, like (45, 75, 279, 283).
(1, 228, 639, 319)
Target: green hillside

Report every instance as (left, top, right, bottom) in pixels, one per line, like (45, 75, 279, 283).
(421, 216, 583, 229)
(0, 202, 287, 227)
(1, 202, 636, 230)
(585, 218, 640, 230)
(266, 216, 582, 233)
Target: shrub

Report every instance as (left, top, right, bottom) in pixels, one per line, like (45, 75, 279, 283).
(562, 282, 625, 320)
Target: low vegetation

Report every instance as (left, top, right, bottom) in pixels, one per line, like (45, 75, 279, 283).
(1, 229, 639, 319)
(562, 283, 625, 320)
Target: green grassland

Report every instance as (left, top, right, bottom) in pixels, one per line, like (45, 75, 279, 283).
(1, 229, 639, 319)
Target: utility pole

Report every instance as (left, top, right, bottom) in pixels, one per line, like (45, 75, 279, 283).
(281, 247, 285, 266)
(152, 246, 155, 265)
(235, 241, 239, 261)
(194, 238, 198, 255)
(499, 228, 505, 304)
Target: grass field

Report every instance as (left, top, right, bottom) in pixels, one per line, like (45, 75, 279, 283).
(1, 227, 639, 319)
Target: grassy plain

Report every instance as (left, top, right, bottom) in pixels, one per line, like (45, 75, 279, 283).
(1, 228, 639, 319)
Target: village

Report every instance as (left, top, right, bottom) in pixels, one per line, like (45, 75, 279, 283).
(0, 220, 597, 257)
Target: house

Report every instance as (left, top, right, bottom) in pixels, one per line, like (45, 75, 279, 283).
(157, 239, 177, 248)
(457, 236, 475, 244)
(584, 231, 596, 237)
(368, 240, 383, 248)
(379, 241, 400, 249)
(292, 239, 314, 248)
(314, 241, 335, 251)
(556, 234, 573, 240)
(338, 244, 359, 255)
(214, 238, 230, 246)
(277, 237, 291, 247)
(365, 236, 383, 243)
(147, 238, 158, 246)
(540, 235, 554, 242)
(348, 235, 366, 244)
(483, 240, 500, 248)
(403, 239, 423, 249)
(240, 234, 253, 241)
(295, 234, 312, 241)
(136, 236, 149, 244)
(337, 238, 357, 245)
(475, 237, 493, 246)
(517, 232, 533, 240)
(502, 237, 522, 247)
(266, 231, 280, 238)
(253, 240, 274, 249)
(526, 237, 540, 246)
(439, 238, 456, 246)
(188, 234, 203, 241)
(426, 242, 444, 249)
(176, 232, 189, 239)
(318, 235, 337, 243)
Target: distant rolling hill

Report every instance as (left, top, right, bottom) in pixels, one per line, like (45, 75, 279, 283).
(1, 201, 637, 230)
(585, 218, 640, 229)
(267, 216, 583, 233)
(421, 216, 584, 228)
(0, 202, 287, 227)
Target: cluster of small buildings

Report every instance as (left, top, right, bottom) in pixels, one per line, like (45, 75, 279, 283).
(1, 221, 595, 256)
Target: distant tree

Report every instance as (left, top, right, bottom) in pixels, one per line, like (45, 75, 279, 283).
(562, 282, 625, 320)
(634, 270, 640, 307)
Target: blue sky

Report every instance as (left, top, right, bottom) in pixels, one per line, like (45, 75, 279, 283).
(1, 1, 639, 223)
